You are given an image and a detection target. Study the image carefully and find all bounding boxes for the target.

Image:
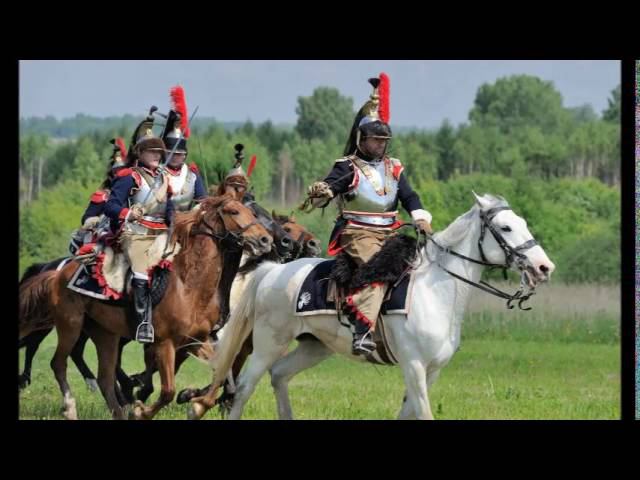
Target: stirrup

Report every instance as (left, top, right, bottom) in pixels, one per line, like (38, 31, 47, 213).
(135, 322, 154, 344)
(352, 330, 376, 355)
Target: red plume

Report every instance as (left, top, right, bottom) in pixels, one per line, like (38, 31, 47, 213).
(378, 72, 390, 124)
(115, 138, 127, 159)
(170, 85, 190, 138)
(247, 155, 257, 177)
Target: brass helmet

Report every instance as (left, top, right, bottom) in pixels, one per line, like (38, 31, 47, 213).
(343, 72, 392, 156)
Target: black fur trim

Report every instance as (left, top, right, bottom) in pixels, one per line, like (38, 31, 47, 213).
(150, 266, 171, 307)
(330, 234, 417, 290)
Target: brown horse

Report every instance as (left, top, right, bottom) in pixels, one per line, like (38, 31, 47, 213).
(176, 212, 320, 410)
(19, 194, 272, 420)
(274, 212, 321, 260)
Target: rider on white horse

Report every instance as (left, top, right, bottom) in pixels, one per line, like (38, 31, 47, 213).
(306, 73, 433, 355)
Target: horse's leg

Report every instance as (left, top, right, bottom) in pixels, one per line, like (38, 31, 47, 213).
(269, 338, 333, 420)
(227, 323, 291, 420)
(133, 340, 176, 420)
(397, 392, 416, 420)
(69, 327, 98, 392)
(19, 328, 51, 389)
(51, 316, 84, 420)
(215, 335, 253, 414)
(84, 322, 126, 420)
(399, 358, 433, 420)
(176, 343, 218, 406)
(134, 344, 156, 403)
(114, 338, 136, 405)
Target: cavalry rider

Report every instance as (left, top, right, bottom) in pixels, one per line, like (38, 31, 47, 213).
(216, 143, 255, 200)
(160, 85, 207, 212)
(70, 138, 129, 255)
(305, 73, 434, 356)
(104, 112, 174, 344)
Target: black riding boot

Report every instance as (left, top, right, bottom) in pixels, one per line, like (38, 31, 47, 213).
(132, 278, 154, 344)
(346, 310, 376, 356)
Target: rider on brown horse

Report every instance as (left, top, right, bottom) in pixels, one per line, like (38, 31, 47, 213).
(160, 85, 208, 212)
(70, 138, 130, 256)
(103, 114, 174, 344)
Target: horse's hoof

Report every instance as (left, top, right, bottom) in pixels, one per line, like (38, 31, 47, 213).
(85, 378, 99, 392)
(18, 375, 31, 390)
(176, 388, 194, 405)
(187, 402, 205, 420)
(62, 397, 78, 420)
(132, 401, 148, 420)
(112, 408, 128, 420)
(62, 406, 78, 420)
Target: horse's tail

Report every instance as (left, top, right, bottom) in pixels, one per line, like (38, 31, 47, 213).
(19, 270, 57, 339)
(19, 262, 48, 286)
(209, 261, 277, 384)
(19, 257, 68, 286)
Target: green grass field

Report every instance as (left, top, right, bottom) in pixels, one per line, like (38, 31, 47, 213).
(19, 283, 620, 420)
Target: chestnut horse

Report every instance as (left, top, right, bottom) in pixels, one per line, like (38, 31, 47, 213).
(176, 212, 321, 410)
(19, 194, 272, 420)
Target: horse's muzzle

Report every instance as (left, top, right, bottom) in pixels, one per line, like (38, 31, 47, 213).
(245, 235, 273, 256)
(305, 239, 321, 257)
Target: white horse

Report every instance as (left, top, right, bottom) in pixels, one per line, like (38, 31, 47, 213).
(188, 193, 556, 420)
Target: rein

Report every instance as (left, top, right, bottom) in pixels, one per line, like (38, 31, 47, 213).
(400, 207, 538, 310)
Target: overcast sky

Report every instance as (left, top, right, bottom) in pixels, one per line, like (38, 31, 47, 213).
(19, 60, 620, 129)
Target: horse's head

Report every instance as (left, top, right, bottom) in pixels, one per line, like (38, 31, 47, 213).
(472, 192, 555, 288)
(273, 211, 321, 258)
(237, 193, 294, 258)
(197, 195, 273, 257)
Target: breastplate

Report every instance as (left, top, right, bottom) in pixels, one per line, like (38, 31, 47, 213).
(340, 158, 399, 225)
(129, 169, 168, 220)
(168, 165, 196, 211)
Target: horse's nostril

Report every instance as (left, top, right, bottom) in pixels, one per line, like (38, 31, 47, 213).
(539, 264, 549, 274)
(281, 237, 292, 246)
(308, 239, 319, 248)
(260, 236, 270, 246)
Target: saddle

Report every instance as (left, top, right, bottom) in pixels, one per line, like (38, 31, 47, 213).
(295, 235, 419, 365)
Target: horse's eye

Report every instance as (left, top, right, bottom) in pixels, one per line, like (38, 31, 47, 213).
(229, 210, 239, 215)
(284, 227, 291, 233)
(500, 226, 512, 232)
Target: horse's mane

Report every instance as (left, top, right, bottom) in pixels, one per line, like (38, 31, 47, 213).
(431, 194, 509, 248)
(170, 194, 233, 250)
(273, 213, 290, 224)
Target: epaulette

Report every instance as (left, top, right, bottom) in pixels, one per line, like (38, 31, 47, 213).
(89, 190, 108, 204)
(188, 162, 200, 173)
(388, 157, 404, 180)
(116, 167, 133, 177)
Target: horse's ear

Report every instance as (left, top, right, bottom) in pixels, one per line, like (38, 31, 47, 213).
(289, 214, 296, 223)
(472, 190, 488, 209)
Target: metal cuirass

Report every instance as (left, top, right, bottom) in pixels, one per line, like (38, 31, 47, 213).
(340, 158, 399, 226)
(129, 168, 169, 222)
(168, 164, 197, 212)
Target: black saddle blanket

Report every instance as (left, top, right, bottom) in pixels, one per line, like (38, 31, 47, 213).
(294, 259, 412, 316)
(67, 263, 170, 307)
